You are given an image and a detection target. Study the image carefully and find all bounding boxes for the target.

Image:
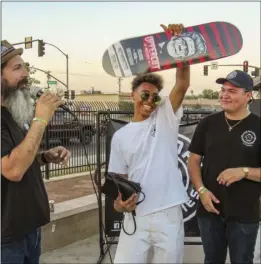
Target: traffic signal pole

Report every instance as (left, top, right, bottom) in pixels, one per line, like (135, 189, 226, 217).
(203, 63, 260, 76)
(12, 39, 39, 46)
(29, 66, 67, 88)
(43, 42, 69, 93)
(12, 39, 69, 93)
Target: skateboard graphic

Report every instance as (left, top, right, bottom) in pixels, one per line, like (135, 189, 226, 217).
(102, 21, 243, 77)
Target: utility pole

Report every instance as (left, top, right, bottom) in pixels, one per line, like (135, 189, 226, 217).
(47, 71, 51, 89)
(118, 77, 123, 94)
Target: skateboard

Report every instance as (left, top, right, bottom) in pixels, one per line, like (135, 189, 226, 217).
(102, 21, 243, 77)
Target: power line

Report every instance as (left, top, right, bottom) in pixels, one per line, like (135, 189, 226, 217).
(52, 71, 106, 77)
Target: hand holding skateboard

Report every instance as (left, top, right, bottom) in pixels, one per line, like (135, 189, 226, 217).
(160, 23, 184, 36)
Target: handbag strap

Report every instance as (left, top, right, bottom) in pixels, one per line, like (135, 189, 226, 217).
(109, 174, 146, 235)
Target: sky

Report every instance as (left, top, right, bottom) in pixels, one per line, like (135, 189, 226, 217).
(2, 1, 260, 96)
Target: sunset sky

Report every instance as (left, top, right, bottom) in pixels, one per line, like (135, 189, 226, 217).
(2, 1, 260, 96)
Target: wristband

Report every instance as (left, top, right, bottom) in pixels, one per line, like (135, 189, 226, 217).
(33, 117, 47, 126)
(197, 186, 208, 195)
(197, 186, 204, 193)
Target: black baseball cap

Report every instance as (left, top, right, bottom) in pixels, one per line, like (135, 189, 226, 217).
(216, 70, 254, 91)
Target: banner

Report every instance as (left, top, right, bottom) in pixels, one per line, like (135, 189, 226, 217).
(104, 119, 200, 238)
(250, 99, 261, 117)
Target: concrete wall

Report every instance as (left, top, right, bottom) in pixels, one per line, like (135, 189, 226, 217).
(42, 208, 100, 252)
(41, 195, 104, 253)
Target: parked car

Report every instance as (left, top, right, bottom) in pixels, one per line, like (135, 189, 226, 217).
(42, 109, 96, 146)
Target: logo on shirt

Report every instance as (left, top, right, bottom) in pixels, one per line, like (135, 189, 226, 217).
(150, 124, 156, 137)
(178, 134, 199, 222)
(241, 130, 256, 147)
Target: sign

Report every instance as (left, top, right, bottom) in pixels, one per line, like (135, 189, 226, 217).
(25, 37, 32, 49)
(104, 119, 201, 238)
(47, 80, 57, 85)
(211, 61, 218, 70)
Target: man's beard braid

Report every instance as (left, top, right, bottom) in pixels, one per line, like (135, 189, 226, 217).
(2, 80, 35, 130)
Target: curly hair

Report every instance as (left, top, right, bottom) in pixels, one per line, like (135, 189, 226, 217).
(131, 73, 164, 92)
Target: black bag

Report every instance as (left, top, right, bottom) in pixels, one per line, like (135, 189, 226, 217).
(101, 173, 142, 201)
(101, 172, 145, 235)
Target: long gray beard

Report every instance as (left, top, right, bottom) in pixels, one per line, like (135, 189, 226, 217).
(3, 89, 35, 130)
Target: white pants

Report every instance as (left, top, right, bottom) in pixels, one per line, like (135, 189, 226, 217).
(114, 205, 184, 264)
(254, 224, 261, 264)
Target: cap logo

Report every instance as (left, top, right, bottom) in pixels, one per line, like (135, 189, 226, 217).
(1, 45, 15, 57)
(1, 45, 8, 54)
(227, 71, 237, 79)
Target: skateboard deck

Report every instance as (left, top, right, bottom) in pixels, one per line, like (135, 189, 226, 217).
(102, 21, 243, 77)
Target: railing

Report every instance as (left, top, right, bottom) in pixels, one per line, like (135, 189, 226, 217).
(40, 100, 214, 179)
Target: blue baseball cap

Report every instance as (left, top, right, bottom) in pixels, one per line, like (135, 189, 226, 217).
(216, 70, 254, 91)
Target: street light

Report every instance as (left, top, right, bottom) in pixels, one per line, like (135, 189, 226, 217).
(203, 65, 208, 76)
(38, 40, 45, 57)
(12, 39, 69, 92)
(64, 91, 69, 99)
(43, 42, 69, 93)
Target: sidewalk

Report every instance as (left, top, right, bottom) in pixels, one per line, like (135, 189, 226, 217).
(44, 174, 97, 203)
(40, 234, 208, 264)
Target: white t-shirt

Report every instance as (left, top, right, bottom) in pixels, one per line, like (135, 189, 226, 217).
(108, 96, 189, 216)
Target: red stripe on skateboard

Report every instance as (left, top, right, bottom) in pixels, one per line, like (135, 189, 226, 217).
(186, 59, 193, 65)
(186, 26, 194, 32)
(163, 60, 172, 69)
(209, 22, 227, 57)
(199, 56, 205, 62)
(198, 24, 216, 59)
(231, 25, 242, 50)
(176, 60, 183, 68)
(156, 33, 162, 40)
(165, 31, 172, 40)
(221, 22, 234, 55)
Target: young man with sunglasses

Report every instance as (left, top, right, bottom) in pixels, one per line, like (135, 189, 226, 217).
(108, 23, 190, 263)
(188, 70, 261, 264)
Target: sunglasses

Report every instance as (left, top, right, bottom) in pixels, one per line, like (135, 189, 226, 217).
(140, 91, 161, 103)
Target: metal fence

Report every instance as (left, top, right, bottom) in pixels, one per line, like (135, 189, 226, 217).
(40, 100, 214, 179)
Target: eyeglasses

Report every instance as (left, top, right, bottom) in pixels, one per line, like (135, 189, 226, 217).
(140, 91, 161, 103)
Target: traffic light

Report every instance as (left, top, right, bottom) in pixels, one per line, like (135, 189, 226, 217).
(203, 65, 208, 76)
(71, 90, 75, 100)
(38, 40, 45, 57)
(64, 91, 69, 99)
(243, 60, 248, 73)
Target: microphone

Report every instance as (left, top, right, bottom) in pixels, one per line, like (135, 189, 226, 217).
(30, 86, 72, 113)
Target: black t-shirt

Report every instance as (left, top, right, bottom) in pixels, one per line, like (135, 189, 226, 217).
(189, 111, 261, 223)
(1, 106, 50, 243)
